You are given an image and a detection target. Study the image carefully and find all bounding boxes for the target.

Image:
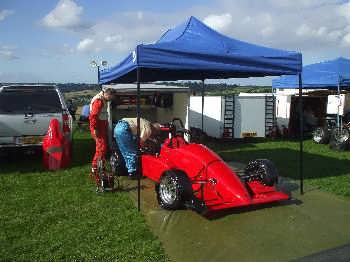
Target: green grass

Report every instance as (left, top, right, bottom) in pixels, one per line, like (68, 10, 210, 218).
(208, 138, 350, 197)
(1, 130, 350, 261)
(0, 131, 169, 262)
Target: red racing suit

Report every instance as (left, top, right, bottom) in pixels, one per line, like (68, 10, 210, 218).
(89, 92, 109, 169)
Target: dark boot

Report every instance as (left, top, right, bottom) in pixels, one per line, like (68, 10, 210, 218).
(91, 168, 104, 193)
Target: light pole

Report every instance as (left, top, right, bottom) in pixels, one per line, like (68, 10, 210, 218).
(90, 60, 108, 86)
(90, 60, 112, 150)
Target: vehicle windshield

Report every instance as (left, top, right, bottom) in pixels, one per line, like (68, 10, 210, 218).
(0, 90, 62, 114)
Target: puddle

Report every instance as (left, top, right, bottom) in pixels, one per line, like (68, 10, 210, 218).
(122, 161, 350, 262)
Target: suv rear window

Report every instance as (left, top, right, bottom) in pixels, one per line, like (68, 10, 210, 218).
(0, 89, 62, 114)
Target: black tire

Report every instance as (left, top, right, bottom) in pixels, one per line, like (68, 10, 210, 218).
(343, 112, 350, 123)
(156, 171, 193, 210)
(244, 159, 279, 186)
(331, 128, 350, 144)
(329, 139, 348, 151)
(312, 127, 329, 144)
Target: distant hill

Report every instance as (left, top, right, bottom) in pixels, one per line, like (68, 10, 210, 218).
(1, 82, 272, 95)
(0, 83, 100, 93)
(155, 81, 272, 95)
(1, 82, 272, 106)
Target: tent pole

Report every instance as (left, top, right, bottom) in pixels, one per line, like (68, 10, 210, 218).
(298, 73, 304, 195)
(136, 67, 141, 212)
(337, 76, 341, 129)
(201, 79, 205, 132)
(97, 65, 101, 88)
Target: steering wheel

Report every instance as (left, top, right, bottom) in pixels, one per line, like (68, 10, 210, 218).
(170, 118, 191, 137)
(141, 138, 161, 155)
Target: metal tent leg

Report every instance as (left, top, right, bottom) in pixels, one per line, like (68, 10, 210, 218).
(298, 73, 304, 195)
(337, 77, 341, 129)
(201, 79, 205, 132)
(136, 67, 141, 211)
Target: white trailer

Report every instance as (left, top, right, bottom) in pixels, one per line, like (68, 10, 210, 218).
(189, 93, 275, 139)
(275, 89, 350, 131)
(327, 94, 350, 115)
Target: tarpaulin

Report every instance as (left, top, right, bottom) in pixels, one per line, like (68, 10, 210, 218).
(43, 118, 71, 170)
(100, 16, 302, 84)
(272, 57, 350, 89)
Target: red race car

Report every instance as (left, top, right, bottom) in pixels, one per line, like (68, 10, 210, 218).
(109, 118, 290, 213)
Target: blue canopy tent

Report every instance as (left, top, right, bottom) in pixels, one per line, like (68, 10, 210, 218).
(272, 57, 350, 89)
(101, 16, 301, 84)
(99, 16, 303, 210)
(273, 57, 350, 128)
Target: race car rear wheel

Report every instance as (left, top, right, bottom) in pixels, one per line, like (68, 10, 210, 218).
(244, 159, 278, 186)
(156, 171, 192, 210)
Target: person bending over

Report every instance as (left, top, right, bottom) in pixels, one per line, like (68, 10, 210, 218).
(114, 118, 161, 178)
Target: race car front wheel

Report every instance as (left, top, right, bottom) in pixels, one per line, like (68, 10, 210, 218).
(156, 171, 192, 210)
(244, 159, 278, 186)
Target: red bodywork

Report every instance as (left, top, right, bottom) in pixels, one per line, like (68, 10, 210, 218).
(43, 118, 71, 170)
(142, 136, 289, 212)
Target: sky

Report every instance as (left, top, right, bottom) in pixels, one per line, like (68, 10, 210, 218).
(1, 0, 350, 85)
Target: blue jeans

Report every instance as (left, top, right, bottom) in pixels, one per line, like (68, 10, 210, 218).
(114, 121, 137, 174)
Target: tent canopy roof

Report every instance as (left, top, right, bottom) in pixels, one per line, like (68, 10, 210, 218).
(100, 16, 302, 84)
(272, 57, 350, 89)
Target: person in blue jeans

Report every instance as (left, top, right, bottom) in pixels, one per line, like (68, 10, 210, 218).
(114, 118, 161, 178)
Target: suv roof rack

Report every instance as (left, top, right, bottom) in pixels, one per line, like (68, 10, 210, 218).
(0, 84, 57, 92)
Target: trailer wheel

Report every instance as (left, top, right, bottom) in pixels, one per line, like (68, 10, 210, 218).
(329, 139, 348, 151)
(329, 128, 349, 151)
(244, 159, 278, 186)
(331, 128, 350, 144)
(312, 127, 329, 144)
(156, 171, 192, 210)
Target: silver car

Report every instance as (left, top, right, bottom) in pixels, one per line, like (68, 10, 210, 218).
(0, 84, 73, 150)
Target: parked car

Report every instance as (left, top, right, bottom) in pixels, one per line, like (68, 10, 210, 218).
(0, 85, 73, 152)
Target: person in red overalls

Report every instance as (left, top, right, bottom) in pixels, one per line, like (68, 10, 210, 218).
(89, 88, 115, 174)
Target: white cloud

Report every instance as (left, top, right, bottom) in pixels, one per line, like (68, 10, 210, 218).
(0, 9, 14, 22)
(76, 38, 95, 52)
(104, 34, 123, 43)
(45, 0, 350, 66)
(136, 11, 144, 20)
(4, 0, 350, 84)
(203, 13, 232, 32)
(342, 32, 350, 47)
(337, 1, 350, 22)
(41, 0, 86, 30)
(261, 26, 274, 37)
(74, 11, 180, 54)
(242, 16, 252, 24)
(62, 43, 75, 54)
(267, 0, 337, 10)
(213, 0, 350, 58)
(0, 45, 18, 60)
(296, 24, 335, 39)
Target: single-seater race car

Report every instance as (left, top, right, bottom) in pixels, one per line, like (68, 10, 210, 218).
(109, 118, 290, 213)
